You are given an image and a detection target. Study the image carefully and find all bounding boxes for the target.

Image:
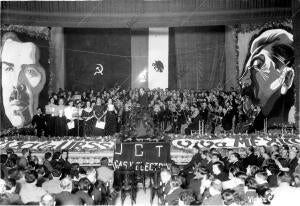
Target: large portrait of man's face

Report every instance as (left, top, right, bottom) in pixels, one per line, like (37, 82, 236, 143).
(1, 32, 46, 128)
(239, 29, 294, 117)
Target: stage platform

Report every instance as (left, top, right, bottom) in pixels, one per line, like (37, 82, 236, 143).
(0, 133, 299, 166)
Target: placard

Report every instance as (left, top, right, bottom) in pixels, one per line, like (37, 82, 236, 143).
(113, 142, 171, 171)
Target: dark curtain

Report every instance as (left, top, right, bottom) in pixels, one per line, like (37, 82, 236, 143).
(64, 28, 131, 91)
(169, 26, 225, 90)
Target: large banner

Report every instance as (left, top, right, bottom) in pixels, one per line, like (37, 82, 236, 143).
(237, 21, 295, 129)
(172, 136, 300, 150)
(1, 135, 299, 153)
(113, 142, 170, 171)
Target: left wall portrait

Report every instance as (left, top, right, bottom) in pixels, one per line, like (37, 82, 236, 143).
(0, 30, 50, 130)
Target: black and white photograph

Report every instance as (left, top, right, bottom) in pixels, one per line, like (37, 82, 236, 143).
(0, 0, 300, 205)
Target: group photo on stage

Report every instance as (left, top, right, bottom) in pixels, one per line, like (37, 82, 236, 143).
(1, 0, 300, 206)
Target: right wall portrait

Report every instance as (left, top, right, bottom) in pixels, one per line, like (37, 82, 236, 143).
(237, 22, 295, 131)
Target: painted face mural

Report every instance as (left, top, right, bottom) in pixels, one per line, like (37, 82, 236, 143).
(239, 29, 294, 116)
(1, 33, 46, 128)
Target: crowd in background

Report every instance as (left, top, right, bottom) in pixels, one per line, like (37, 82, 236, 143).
(32, 87, 264, 138)
(0, 143, 300, 205)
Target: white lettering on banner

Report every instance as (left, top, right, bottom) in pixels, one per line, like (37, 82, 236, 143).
(113, 160, 170, 171)
(135, 144, 143, 156)
(155, 145, 163, 157)
(172, 136, 300, 149)
(0, 140, 115, 151)
(1, 135, 300, 154)
(115, 143, 123, 155)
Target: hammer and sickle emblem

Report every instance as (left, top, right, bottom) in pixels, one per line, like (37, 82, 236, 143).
(94, 64, 104, 76)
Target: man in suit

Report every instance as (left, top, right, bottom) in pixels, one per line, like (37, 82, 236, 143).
(31, 107, 47, 137)
(164, 175, 184, 205)
(138, 88, 149, 110)
(160, 169, 172, 199)
(54, 177, 83, 205)
(202, 179, 223, 205)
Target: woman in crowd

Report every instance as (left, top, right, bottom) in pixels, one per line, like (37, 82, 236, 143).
(59, 150, 71, 178)
(122, 99, 132, 126)
(93, 97, 106, 136)
(105, 98, 118, 136)
(45, 97, 57, 137)
(64, 100, 76, 136)
(82, 100, 95, 137)
(55, 98, 67, 137)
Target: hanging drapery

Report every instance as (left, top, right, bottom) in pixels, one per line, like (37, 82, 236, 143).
(170, 26, 225, 90)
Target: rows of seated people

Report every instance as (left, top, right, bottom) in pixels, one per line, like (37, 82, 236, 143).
(32, 87, 262, 137)
(0, 144, 299, 205)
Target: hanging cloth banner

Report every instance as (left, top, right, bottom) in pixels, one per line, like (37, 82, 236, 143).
(148, 27, 169, 89)
(113, 142, 171, 171)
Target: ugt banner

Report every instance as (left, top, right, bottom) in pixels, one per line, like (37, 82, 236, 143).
(113, 142, 170, 171)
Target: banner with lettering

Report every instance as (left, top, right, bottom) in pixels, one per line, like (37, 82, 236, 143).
(172, 136, 300, 150)
(113, 142, 171, 171)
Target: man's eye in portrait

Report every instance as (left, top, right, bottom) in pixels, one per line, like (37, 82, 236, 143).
(24, 66, 41, 88)
(2, 63, 14, 72)
(251, 56, 265, 70)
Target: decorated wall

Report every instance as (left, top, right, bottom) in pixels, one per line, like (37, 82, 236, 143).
(0, 26, 50, 130)
(236, 20, 295, 128)
(64, 28, 131, 92)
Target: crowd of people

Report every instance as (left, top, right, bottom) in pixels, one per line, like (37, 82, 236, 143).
(0, 143, 300, 205)
(32, 87, 263, 138)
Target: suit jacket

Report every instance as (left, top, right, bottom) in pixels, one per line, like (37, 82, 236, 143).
(243, 153, 258, 167)
(138, 93, 149, 108)
(202, 194, 223, 205)
(183, 153, 203, 172)
(54, 191, 83, 206)
(75, 190, 94, 205)
(162, 182, 172, 197)
(289, 158, 298, 175)
(214, 172, 229, 182)
(164, 187, 184, 205)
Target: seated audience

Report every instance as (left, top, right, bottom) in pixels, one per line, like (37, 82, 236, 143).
(96, 157, 114, 188)
(271, 172, 300, 206)
(75, 177, 94, 205)
(212, 162, 229, 182)
(164, 175, 184, 205)
(42, 169, 63, 194)
(202, 179, 223, 205)
(40, 193, 56, 206)
(19, 170, 47, 204)
(54, 177, 83, 205)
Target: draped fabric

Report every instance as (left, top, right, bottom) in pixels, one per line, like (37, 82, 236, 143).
(169, 26, 225, 90)
(64, 28, 131, 91)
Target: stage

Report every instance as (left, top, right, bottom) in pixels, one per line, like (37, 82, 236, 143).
(1, 133, 299, 166)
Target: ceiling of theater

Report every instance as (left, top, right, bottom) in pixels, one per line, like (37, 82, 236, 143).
(1, 0, 292, 28)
